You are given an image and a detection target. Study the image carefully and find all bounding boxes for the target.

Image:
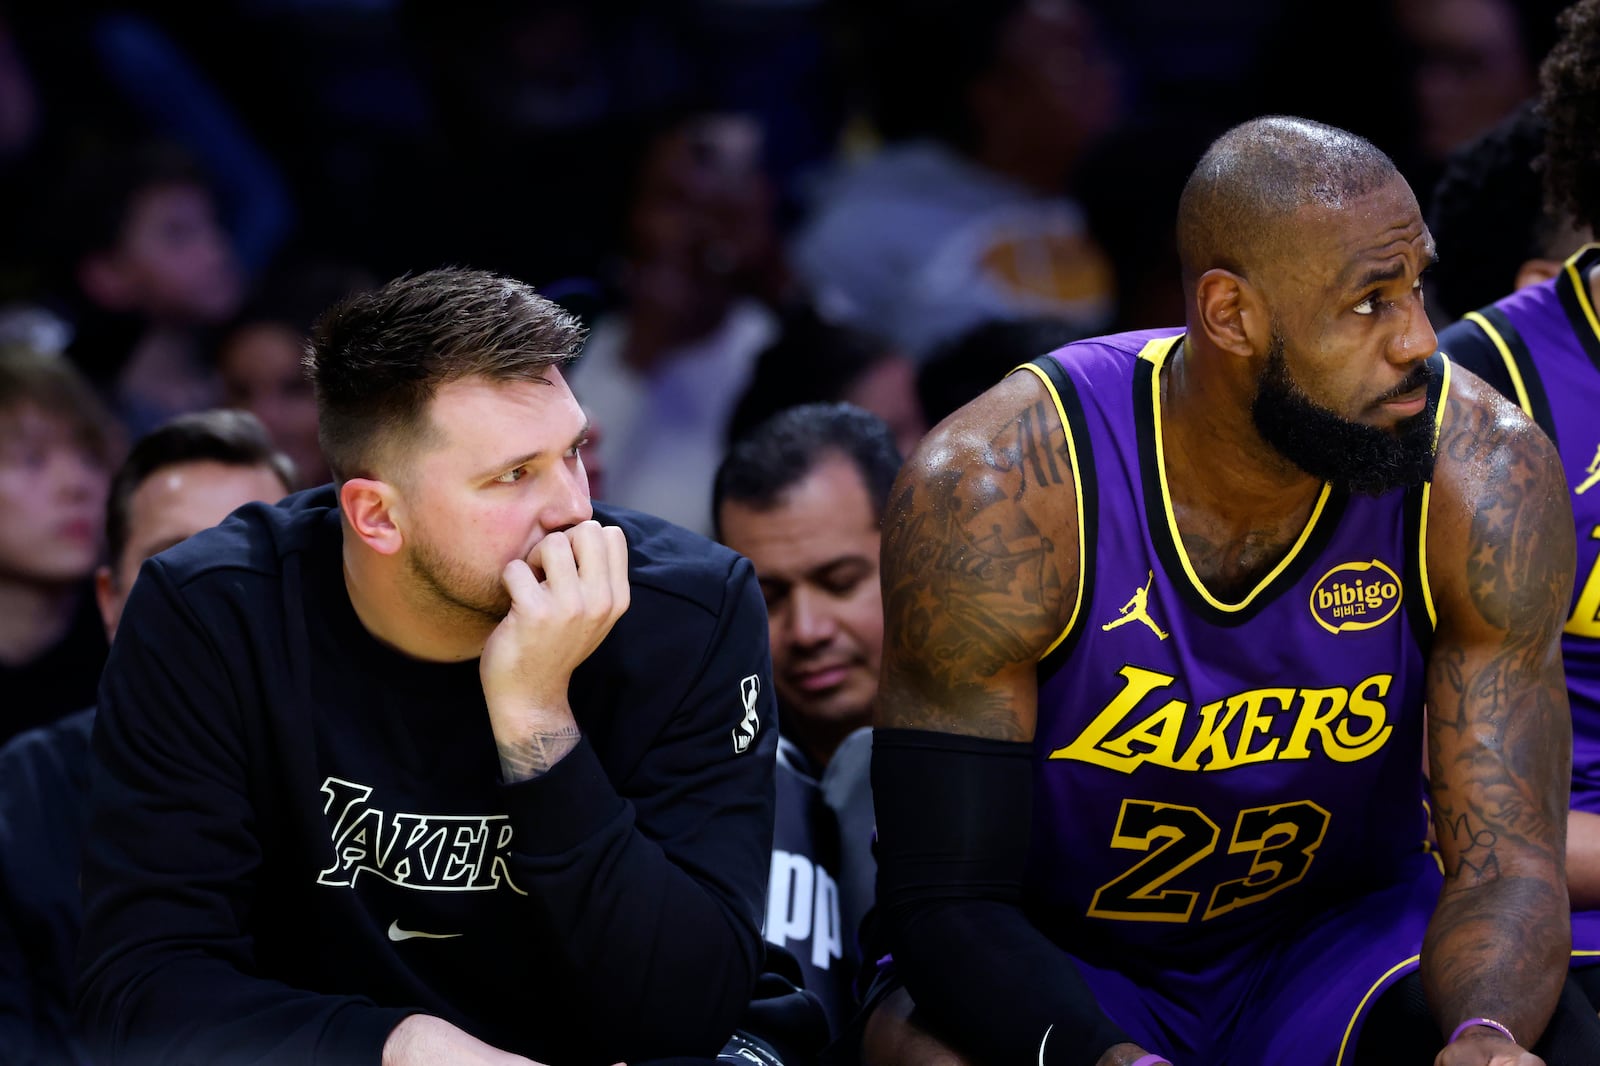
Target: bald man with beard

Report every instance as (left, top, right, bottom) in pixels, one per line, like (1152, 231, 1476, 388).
(860, 116, 1600, 1066)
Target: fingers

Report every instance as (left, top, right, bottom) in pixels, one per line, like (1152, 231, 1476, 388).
(603, 523, 630, 619)
(564, 520, 630, 617)
(500, 557, 539, 605)
(524, 521, 630, 620)
(534, 529, 580, 592)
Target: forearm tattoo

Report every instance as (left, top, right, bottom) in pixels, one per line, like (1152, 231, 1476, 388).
(1423, 397, 1576, 1041)
(497, 723, 582, 783)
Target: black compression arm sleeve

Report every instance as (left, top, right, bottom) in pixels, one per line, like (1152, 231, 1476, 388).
(871, 727, 1130, 1066)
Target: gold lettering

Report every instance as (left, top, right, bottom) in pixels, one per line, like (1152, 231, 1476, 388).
(1052, 668, 1395, 773)
(1281, 688, 1349, 759)
(1220, 689, 1290, 768)
(1173, 698, 1239, 770)
(1098, 700, 1186, 766)
(1328, 674, 1393, 761)
(1049, 665, 1179, 773)
(1567, 526, 1600, 638)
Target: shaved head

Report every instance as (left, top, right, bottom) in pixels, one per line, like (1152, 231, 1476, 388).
(1177, 116, 1402, 288)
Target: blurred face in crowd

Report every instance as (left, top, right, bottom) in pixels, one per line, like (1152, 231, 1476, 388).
(88, 181, 243, 325)
(972, 0, 1121, 180)
(0, 404, 110, 585)
(218, 323, 325, 487)
(844, 355, 927, 462)
(393, 373, 593, 625)
(718, 453, 883, 764)
(1399, 0, 1537, 162)
(626, 115, 776, 341)
(96, 459, 289, 637)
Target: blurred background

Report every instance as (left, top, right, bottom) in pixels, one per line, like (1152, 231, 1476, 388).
(0, 0, 1570, 528)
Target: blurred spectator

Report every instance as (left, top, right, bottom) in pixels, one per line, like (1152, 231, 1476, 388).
(714, 402, 897, 1044)
(0, 408, 294, 1066)
(75, 1, 433, 286)
(793, 0, 1120, 361)
(215, 256, 376, 488)
(52, 139, 246, 438)
(684, 0, 852, 227)
(916, 316, 1090, 428)
(567, 110, 784, 535)
(1397, 0, 1560, 171)
(1426, 101, 1591, 325)
(376, 0, 701, 284)
(0, 6, 291, 295)
(726, 303, 926, 462)
(1247, 0, 1565, 218)
(0, 346, 117, 744)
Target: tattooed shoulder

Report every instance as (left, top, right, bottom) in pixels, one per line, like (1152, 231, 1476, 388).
(1429, 374, 1575, 632)
(876, 372, 1081, 738)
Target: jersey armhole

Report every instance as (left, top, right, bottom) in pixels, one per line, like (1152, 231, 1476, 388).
(1407, 354, 1453, 651)
(1008, 357, 1097, 682)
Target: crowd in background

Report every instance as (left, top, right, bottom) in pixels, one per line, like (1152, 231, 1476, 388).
(0, 0, 1568, 499)
(1, 0, 1575, 894)
(0, 0, 1574, 883)
(0, 0, 1584, 1059)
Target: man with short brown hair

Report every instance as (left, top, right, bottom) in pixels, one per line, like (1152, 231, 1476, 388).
(78, 268, 780, 1066)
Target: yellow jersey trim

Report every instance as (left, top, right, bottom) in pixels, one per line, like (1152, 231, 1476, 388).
(1462, 311, 1534, 419)
(1335, 955, 1421, 1066)
(1564, 243, 1600, 347)
(1013, 361, 1087, 660)
(1418, 358, 1453, 631)
(1138, 337, 1331, 612)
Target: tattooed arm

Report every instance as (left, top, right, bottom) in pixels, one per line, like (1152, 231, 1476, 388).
(876, 371, 1075, 740)
(868, 372, 1149, 1066)
(1422, 374, 1576, 1057)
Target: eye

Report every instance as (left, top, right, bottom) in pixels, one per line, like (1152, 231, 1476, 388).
(1353, 295, 1377, 316)
(493, 466, 528, 484)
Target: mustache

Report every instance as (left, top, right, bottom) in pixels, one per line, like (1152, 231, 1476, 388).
(1373, 360, 1437, 405)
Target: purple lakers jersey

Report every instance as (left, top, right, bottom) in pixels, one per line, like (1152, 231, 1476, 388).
(1020, 330, 1442, 967)
(1438, 245, 1600, 812)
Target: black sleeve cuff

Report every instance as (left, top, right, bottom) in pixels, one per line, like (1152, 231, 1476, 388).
(501, 737, 629, 856)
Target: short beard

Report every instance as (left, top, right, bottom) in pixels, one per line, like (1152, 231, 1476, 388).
(1250, 334, 1437, 496)
(403, 528, 511, 626)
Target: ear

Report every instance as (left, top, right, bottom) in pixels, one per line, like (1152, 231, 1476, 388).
(1514, 258, 1564, 291)
(339, 477, 405, 556)
(94, 564, 120, 640)
(78, 252, 138, 312)
(1193, 268, 1265, 358)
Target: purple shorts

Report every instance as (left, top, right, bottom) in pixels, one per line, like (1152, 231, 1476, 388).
(1071, 859, 1439, 1065)
(867, 852, 1442, 1066)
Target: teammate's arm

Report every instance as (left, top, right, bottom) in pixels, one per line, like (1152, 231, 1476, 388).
(1422, 378, 1576, 1060)
(871, 371, 1148, 1066)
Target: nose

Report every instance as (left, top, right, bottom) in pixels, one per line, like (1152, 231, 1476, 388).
(788, 586, 837, 649)
(1390, 288, 1437, 368)
(542, 456, 593, 530)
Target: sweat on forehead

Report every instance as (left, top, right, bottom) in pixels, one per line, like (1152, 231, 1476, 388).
(1176, 116, 1402, 282)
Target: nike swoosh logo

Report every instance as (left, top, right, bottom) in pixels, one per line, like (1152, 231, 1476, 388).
(387, 920, 463, 942)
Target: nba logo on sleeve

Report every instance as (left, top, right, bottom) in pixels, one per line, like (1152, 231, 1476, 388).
(733, 674, 761, 753)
